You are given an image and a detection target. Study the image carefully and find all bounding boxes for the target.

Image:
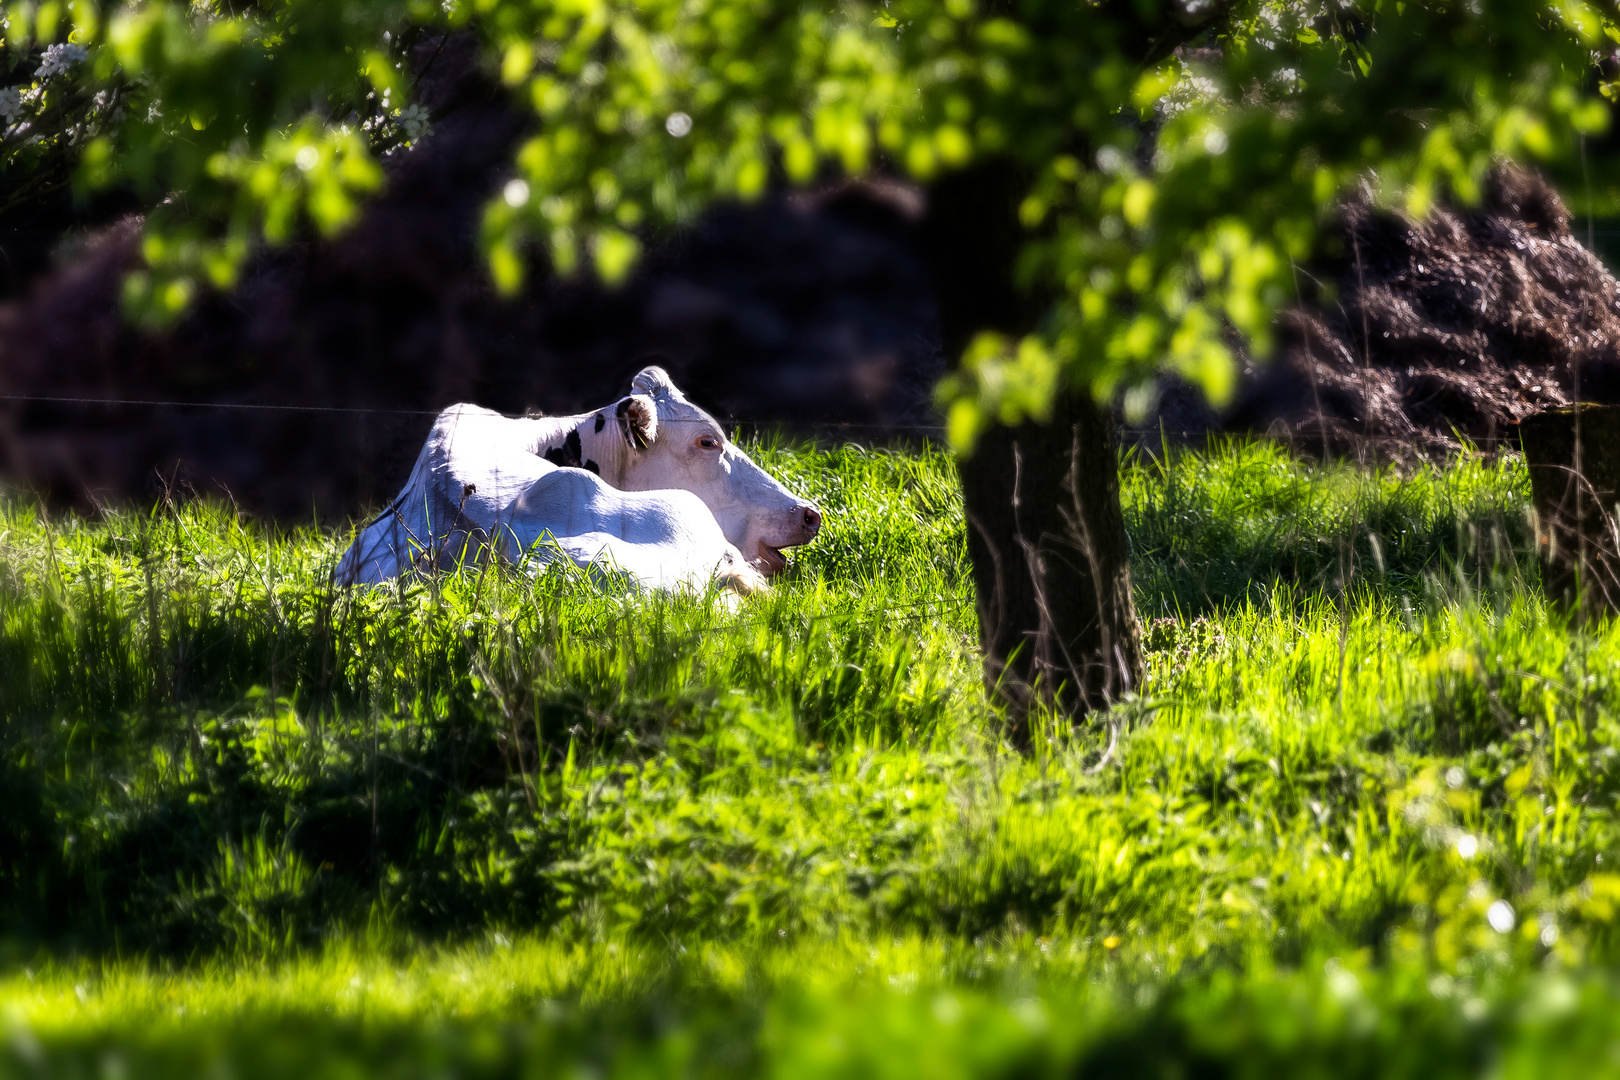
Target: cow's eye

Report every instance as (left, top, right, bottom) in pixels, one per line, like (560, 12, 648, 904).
(697, 435, 720, 450)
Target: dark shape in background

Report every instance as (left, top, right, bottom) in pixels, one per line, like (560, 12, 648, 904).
(1142, 168, 1620, 457)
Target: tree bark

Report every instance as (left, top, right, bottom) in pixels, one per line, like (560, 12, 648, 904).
(1519, 404, 1620, 621)
(922, 161, 1143, 734)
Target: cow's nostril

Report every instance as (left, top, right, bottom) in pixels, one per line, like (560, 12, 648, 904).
(802, 506, 822, 534)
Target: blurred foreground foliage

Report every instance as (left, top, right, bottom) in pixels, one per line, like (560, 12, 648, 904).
(7, 938, 1620, 1078)
(5, 1, 1620, 437)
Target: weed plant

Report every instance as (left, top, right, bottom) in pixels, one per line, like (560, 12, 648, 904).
(5, 438, 1620, 1074)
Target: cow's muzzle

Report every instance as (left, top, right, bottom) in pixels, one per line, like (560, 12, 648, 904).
(755, 504, 822, 575)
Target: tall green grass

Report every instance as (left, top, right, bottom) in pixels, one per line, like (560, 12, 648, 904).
(4, 437, 1620, 1074)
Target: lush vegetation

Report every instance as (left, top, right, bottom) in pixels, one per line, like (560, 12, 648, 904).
(5, 437, 1620, 1073)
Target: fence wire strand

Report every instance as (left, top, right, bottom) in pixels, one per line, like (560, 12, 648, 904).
(0, 390, 1538, 447)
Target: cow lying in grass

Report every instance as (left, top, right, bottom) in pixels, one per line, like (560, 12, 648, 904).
(336, 366, 822, 592)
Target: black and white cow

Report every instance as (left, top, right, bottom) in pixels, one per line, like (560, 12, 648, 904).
(335, 367, 822, 590)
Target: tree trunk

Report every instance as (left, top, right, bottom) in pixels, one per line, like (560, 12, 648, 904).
(1519, 404, 1620, 620)
(922, 161, 1143, 735)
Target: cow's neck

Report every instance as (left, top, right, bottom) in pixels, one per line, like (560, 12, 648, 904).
(522, 411, 630, 484)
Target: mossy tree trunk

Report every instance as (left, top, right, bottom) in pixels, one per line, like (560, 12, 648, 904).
(921, 161, 1143, 739)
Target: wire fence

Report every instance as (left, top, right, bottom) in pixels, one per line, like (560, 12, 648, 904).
(0, 391, 953, 435)
(0, 390, 1542, 448)
(0, 393, 447, 417)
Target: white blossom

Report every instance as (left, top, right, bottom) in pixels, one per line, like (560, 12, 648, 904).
(1159, 74, 1222, 117)
(91, 88, 126, 122)
(1095, 145, 1127, 174)
(397, 103, 431, 141)
(0, 88, 25, 125)
(36, 43, 88, 80)
(665, 111, 692, 137)
(1256, 5, 1284, 40)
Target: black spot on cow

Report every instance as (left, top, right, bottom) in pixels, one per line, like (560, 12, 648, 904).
(584, 459, 600, 475)
(594, 412, 605, 433)
(543, 429, 583, 468)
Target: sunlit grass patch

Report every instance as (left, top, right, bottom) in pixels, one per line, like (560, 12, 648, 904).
(1125, 438, 1535, 614)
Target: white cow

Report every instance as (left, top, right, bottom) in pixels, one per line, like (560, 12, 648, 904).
(335, 366, 822, 591)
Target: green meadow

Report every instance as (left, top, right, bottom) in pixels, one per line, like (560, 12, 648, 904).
(5, 438, 1620, 1076)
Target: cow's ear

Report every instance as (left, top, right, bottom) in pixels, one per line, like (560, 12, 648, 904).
(616, 394, 658, 450)
(631, 366, 674, 397)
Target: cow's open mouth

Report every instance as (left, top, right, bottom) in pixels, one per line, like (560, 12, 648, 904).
(755, 541, 788, 574)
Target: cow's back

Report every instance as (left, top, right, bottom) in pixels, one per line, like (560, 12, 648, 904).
(502, 468, 748, 591)
(337, 404, 557, 583)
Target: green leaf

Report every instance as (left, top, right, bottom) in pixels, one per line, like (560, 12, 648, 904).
(593, 228, 641, 285)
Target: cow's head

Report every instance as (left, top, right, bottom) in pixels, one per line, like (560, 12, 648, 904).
(611, 366, 821, 574)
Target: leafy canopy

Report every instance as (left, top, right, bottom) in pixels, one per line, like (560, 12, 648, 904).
(3, 0, 1617, 446)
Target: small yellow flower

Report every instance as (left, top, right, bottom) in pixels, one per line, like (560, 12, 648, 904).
(1102, 935, 1121, 950)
